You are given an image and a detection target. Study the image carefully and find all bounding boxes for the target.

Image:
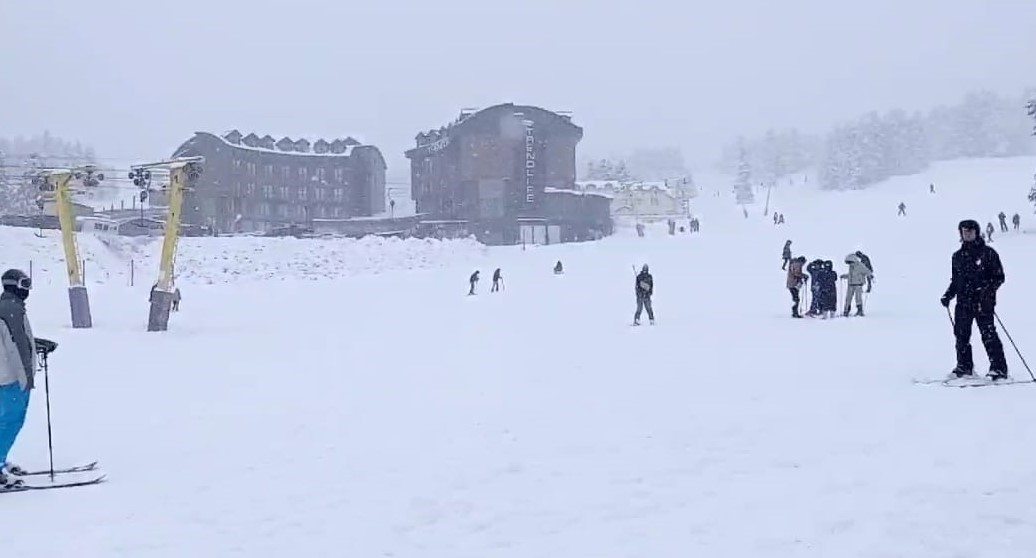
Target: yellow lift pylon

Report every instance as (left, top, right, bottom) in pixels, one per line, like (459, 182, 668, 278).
(130, 157, 203, 332)
(43, 169, 92, 328)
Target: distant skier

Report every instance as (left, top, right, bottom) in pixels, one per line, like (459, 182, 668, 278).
(998, 212, 1008, 232)
(778, 213, 785, 225)
(468, 271, 479, 295)
(805, 259, 825, 316)
(817, 260, 839, 319)
(930, 183, 935, 194)
(0, 269, 37, 489)
(553, 261, 564, 275)
(633, 264, 655, 325)
(840, 253, 872, 317)
(897, 202, 906, 216)
(491, 268, 502, 292)
(940, 219, 1008, 380)
(1012, 213, 1021, 231)
(854, 250, 874, 292)
(172, 287, 181, 311)
(773, 212, 779, 225)
(786, 256, 807, 318)
(781, 240, 792, 270)
(985, 222, 995, 243)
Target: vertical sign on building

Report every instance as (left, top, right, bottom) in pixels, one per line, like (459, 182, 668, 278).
(523, 119, 536, 207)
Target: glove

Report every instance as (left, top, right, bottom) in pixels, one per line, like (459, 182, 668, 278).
(35, 338, 58, 356)
(940, 296, 951, 308)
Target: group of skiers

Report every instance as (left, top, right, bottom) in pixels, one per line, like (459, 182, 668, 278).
(784, 243, 874, 319)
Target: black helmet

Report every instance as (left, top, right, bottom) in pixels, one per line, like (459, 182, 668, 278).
(1, 269, 31, 299)
(958, 219, 980, 233)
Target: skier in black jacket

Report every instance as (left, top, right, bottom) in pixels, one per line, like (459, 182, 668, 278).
(633, 264, 654, 325)
(941, 219, 1008, 380)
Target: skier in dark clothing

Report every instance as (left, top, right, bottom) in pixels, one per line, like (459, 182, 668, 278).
(468, 271, 479, 295)
(553, 261, 563, 275)
(1012, 213, 1021, 231)
(998, 212, 1008, 233)
(491, 268, 502, 292)
(940, 219, 1008, 380)
(818, 260, 838, 319)
(898, 202, 906, 216)
(781, 240, 792, 270)
(805, 259, 824, 316)
(633, 264, 654, 325)
(985, 222, 995, 243)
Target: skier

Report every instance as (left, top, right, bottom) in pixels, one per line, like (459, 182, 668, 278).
(777, 213, 785, 225)
(633, 264, 655, 325)
(468, 271, 479, 295)
(786, 256, 807, 318)
(985, 222, 995, 243)
(805, 259, 825, 316)
(781, 240, 792, 270)
(172, 287, 181, 312)
(0, 269, 37, 488)
(553, 261, 564, 275)
(491, 268, 502, 292)
(773, 212, 779, 225)
(840, 253, 872, 317)
(998, 211, 1008, 233)
(854, 250, 874, 292)
(818, 260, 839, 319)
(930, 183, 935, 194)
(1012, 213, 1021, 231)
(940, 219, 1008, 380)
(897, 202, 906, 216)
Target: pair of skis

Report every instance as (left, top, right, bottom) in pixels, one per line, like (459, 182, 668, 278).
(913, 375, 1035, 389)
(1, 461, 106, 494)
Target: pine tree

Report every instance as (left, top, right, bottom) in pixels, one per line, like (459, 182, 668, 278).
(733, 141, 754, 204)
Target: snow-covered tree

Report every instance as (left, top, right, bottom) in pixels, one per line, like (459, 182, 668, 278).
(733, 141, 754, 203)
(584, 157, 635, 183)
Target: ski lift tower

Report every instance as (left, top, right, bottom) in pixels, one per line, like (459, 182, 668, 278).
(40, 167, 104, 328)
(129, 156, 203, 332)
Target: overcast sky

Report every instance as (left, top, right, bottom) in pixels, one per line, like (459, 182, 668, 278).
(2, 0, 1033, 181)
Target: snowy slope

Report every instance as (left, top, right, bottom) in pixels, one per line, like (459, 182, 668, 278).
(3, 156, 1036, 557)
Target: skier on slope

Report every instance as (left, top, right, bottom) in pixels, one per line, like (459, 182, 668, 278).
(941, 219, 1008, 380)
(998, 212, 1008, 233)
(817, 260, 839, 319)
(633, 264, 655, 325)
(1012, 213, 1021, 231)
(786, 256, 807, 318)
(0, 269, 41, 488)
(468, 271, 479, 295)
(805, 259, 825, 316)
(854, 250, 874, 293)
(840, 253, 872, 317)
(491, 268, 502, 292)
(986, 222, 995, 243)
(781, 240, 793, 270)
(898, 202, 906, 216)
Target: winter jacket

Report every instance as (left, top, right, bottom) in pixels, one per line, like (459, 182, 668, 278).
(942, 236, 1004, 304)
(818, 269, 839, 311)
(806, 260, 824, 291)
(840, 254, 873, 286)
(786, 259, 806, 289)
(856, 252, 873, 273)
(782, 244, 792, 259)
(635, 271, 654, 298)
(0, 292, 36, 389)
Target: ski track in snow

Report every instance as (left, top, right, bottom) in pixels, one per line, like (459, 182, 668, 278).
(2, 156, 1036, 557)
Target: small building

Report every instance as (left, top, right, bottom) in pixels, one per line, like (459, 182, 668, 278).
(406, 103, 611, 245)
(42, 199, 95, 218)
(577, 180, 689, 223)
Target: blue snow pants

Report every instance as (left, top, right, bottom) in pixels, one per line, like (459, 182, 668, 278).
(0, 382, 30, 466)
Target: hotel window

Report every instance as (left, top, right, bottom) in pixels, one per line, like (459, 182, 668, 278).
(333, 188, 344, 201)
(298, 167, 308, 180)
(298, 186, 308, 201)
(259, 203, 271, 216)
(333, 168, 344, 182)
(281, 166, 290, 180)
(262, 185, 273, 198)
(279, 186, 290, 199)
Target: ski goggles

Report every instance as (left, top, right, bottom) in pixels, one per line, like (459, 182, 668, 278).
(1, 276, 31, 290)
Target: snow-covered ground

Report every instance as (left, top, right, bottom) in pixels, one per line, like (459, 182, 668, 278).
(3, 156, 1036, 557)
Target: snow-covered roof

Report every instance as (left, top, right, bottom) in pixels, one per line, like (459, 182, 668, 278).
(210, 131, 368, 158)
(545, 187, 614, 200)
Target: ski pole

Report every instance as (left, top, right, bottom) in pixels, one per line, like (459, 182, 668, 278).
(945, 305, 955, 328)
(994, 312, 1035, 381)
(42, 352, 55, 481)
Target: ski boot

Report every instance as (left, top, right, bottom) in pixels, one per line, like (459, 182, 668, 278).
(2, 462, 27, 477)
(987, 369, 1009, 382)
(854, 309, 865, 317)
(949, 365, 974, 379)
(0, 471, 24, 490)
